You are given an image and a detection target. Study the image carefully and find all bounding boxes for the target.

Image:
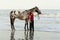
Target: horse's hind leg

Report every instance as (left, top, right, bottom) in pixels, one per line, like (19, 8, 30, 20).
(24, 19, 28, 31)
(27, 21, 28, 30)
(24, 22, 27, 31)
(10, 16, 15, 31)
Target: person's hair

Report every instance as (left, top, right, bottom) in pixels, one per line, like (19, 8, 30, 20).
(29, 11, 32, 15)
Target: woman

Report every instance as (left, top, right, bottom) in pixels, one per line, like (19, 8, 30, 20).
(29, 11, 34, 31)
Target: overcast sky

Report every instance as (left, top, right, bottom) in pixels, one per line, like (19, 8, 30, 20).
(0, 0, 60, 9)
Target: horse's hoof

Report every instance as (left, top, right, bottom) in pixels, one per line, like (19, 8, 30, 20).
(11, 29, 15, 31)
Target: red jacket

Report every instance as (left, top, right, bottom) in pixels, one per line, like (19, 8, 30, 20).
(29, 12, 34, 22)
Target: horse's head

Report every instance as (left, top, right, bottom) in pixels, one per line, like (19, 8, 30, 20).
(33, 6, 42, 19)
(34, 6, 41, 15)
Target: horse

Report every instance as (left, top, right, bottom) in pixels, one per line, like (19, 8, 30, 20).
(10, 6, 41, 31)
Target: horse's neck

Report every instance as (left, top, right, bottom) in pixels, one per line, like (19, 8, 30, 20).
(21, 10, 29, 15)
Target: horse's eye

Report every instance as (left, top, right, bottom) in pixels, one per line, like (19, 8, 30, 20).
(35, 10, 38, 12)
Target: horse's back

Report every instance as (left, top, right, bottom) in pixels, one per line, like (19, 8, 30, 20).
(10, 10, 29, 20)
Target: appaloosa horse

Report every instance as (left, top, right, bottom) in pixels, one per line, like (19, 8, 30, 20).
(10, 6, 41, 31)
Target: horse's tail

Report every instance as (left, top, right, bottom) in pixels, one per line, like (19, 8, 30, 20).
(10, 11, 13, 25)
(10, 10, 15, 30)
(10, 11, 13, 17)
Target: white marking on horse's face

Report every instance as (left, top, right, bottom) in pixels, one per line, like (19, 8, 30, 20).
(33, 12, 38, 16)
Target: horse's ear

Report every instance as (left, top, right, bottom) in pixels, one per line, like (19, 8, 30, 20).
(35, 6, 38, 8)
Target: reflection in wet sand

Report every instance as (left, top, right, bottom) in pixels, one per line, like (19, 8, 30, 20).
(10, 30, 34, 40)
(10, 31, 15, 40)
(24, 30, 34, 40)
(24, 30, 28, 40)
(29, 31, 34, 40)
(1, 30, 60, 40)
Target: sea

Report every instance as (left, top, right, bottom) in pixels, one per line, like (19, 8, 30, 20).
(0, 9, 60, 32)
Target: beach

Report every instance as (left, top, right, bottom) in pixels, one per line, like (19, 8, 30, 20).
(0, 30, 60, 40)
(0, 9, 60, 40)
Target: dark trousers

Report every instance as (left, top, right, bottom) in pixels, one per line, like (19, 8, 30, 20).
(30, 21, 34, 31)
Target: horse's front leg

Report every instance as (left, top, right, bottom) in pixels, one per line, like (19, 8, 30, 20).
(24, 20, 28, 31)
(27, 22, 28, 30)
(24, 22, 27, 31)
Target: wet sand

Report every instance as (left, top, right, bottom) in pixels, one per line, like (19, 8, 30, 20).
(0, 30, 60, 40)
